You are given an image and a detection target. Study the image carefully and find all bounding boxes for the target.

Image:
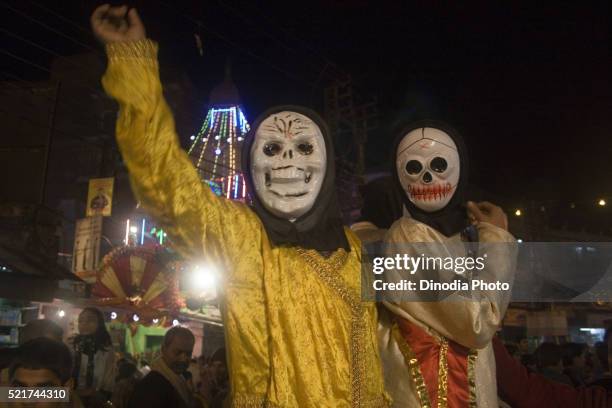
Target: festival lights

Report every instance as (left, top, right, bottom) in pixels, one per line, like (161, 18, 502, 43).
(191, 264, 217, 291)
(187, 102, 250, 201)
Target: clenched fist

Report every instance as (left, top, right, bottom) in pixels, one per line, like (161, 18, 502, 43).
(91, 4, 146, 44)
(466, 201, 508, 231)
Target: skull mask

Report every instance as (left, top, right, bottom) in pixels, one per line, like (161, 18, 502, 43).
(396, 127, 460, 212)
(250, 111, 327, 219)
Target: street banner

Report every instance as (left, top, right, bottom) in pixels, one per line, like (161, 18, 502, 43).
(86, 177, 114, 217)
(73, 216, 102, 282)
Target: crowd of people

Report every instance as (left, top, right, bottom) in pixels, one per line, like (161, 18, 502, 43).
(0, 308, 228, 408)
(498, 336, 612, 390)
(3, 4, 610, 407)
(494, 335, 612, 390)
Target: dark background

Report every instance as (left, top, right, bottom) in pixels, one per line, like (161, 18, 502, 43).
(2, 0, 610, 218)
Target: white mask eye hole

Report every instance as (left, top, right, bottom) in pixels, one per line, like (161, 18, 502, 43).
(405, 160, 423, 175)
(263, 142, 282, 157)
(430, 156, 448, 173)
(296, 142, 314, 155)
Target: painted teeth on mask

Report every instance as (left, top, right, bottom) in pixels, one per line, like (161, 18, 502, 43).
(409, 183, 453, 201)
(265, 172, 271, 187)
(270, 167, 304, 182)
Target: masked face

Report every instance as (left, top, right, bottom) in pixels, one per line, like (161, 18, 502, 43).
(250, 111, 326, 219)
(396, 127, 460, 212)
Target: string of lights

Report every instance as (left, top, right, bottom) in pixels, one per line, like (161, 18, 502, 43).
(188, 104, 250, 200)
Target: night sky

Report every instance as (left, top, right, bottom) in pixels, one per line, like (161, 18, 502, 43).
(2, 1, 611, 210)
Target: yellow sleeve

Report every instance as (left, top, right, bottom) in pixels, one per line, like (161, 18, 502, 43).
(101, 39, 260, 268)
(103, 40, 271, 400)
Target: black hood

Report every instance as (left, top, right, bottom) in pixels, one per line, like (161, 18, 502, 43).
(391, 119, 469, 237)
(242, 105, 349, 252)
(358, 176, 404, 229)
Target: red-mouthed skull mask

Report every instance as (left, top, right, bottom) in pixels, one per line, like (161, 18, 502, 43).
(396, 127, 460, 212)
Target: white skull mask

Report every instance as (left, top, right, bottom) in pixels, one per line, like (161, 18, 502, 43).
(396, 127, 460, 212)
(250, 111, 327, 220)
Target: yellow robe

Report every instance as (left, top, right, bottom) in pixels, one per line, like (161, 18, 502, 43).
(102, 39, 388, 408)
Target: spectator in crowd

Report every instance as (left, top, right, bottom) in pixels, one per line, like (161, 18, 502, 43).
(493, 336, 610, 408)
(0, 348, 13, 385)
(535, 342, 573, 386)
(1, 318, 64, 385)
(198, 347, 229, 408)
(111, 358, 140, 408)
(187, 357, 200, 393)
(128, 326, 201, 408)
(563, 342, 589, 386)
(589, 341, 612, 391)
(72, 307, 116, 406)
(9, 337, 83, 407)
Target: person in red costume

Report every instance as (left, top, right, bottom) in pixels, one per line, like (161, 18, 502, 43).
(493, 336, 610, 408)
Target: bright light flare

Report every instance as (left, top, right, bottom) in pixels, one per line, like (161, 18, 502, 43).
(191, 264, 217, 291)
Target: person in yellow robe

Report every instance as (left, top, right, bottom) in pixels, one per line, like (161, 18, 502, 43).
(91, 5, 388, 407)
(377, 121, 517, 407)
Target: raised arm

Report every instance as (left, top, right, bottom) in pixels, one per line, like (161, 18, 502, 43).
(92, 5, 259, 265)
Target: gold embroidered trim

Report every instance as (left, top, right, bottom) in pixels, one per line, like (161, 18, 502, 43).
(296, 248, 354, 306)
(361, 395, 392, 407)
(231, 393, 388, 408)
(392, 323, 432, 408)
(106, 39, 158, 61)
(467, 349, 478, 408)
(296, 247, 368, 407)
(232, 394, 280, 407)
(437, 339, 449, 408)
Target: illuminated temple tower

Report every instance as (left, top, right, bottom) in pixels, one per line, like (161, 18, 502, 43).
(188, 65, 250, 200)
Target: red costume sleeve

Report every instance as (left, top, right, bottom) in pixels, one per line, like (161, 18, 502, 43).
(493, 336, 579, 408)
